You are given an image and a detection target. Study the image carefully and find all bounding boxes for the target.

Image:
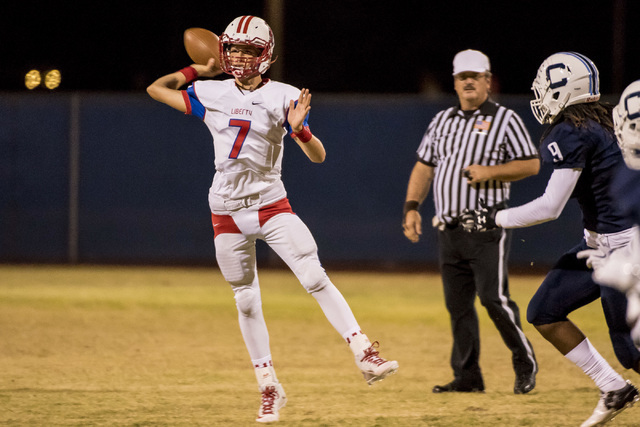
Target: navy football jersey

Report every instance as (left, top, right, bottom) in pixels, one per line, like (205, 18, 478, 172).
(540, 120, 634, 233)
(611, 166, 640, 226)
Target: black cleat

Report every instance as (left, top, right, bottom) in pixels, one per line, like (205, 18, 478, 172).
(514, 370, 536, 394)
(432, 379, 484, 393)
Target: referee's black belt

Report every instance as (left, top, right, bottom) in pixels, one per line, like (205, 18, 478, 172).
(445, 220, 460, 230)
(444, 220, 499, 232)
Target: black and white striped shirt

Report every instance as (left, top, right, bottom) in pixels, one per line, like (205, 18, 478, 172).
(417, 100, 537, 225)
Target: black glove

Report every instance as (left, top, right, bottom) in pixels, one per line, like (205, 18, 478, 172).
(460, 199, 499, 232)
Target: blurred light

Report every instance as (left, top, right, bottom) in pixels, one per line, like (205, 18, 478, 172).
(25, 70, 41, 90)
(44, 69, 62, 90)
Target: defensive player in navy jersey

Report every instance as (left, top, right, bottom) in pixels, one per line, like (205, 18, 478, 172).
(461, 53, 639, 426)
(582, 80, 640, 349)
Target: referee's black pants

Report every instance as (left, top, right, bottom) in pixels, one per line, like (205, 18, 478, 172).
(437, 225, 537, 386)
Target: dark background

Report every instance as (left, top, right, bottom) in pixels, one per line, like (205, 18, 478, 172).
(0, 0, 635, 269)
(2, 0, 638, 95)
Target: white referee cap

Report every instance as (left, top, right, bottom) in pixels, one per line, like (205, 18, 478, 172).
(452, 49, 490, 75)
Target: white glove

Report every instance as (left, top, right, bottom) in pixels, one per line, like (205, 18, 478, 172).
(592, 248, 640, 293)
(576, 248, 609, 270)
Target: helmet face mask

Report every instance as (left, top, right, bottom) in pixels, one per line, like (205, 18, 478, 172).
(219, 16, 274, 79)
(530, 52, 601, 124)
(614, 80, 640, 170)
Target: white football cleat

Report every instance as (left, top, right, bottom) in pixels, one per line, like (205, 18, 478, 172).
(580, 381, 639, 427)
(256, 382, 287, 423)
(355, 341, 399, 385)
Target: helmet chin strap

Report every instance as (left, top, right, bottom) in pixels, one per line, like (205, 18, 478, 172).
(548, 92, 572, 123)
(558, 92, 571, 111)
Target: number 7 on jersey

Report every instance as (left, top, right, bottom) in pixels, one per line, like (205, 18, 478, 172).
(229, 119, 251, 159)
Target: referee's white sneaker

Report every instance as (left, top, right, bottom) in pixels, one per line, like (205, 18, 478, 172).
(354, 341, 399, 385)
(256, 382, 287, 423)
(580, 381, 639, 427)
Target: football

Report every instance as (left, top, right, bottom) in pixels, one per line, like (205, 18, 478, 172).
(183, 28, 221, 67)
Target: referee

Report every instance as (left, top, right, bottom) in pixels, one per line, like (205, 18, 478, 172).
(403, 49, 540, 394)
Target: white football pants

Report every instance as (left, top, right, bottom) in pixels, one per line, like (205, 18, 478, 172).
(214, 204, 359, 361)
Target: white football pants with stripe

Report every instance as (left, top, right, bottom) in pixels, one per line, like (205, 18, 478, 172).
(214, 209, 359, 361)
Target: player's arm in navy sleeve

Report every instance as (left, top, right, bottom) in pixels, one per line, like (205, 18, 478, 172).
(147, 58, 220, 113)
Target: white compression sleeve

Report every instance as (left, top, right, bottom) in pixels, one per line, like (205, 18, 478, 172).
(496, 168, 581, 228)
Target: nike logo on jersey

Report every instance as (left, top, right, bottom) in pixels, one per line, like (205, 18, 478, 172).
(230, 108, 252, 116)
(252, 101, 262, 105)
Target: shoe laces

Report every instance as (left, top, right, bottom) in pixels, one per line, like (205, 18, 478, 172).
(360, 341, 386, 366)
(260, 385, 277, 415)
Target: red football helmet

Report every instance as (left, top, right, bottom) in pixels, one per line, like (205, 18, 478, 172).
(219, 16, 275, 79)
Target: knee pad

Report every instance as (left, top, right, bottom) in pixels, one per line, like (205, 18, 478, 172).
(215, 239, 256, 286)
(298, 260, 330, 293)
(234, 287, 261, 317)
(219, 264, 255, 287)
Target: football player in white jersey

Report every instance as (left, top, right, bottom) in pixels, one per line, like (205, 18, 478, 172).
(147, 15, 398, 423)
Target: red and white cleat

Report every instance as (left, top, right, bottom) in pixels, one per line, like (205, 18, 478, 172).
(256, 382, 287, 423)
(355, 341, 399, 385)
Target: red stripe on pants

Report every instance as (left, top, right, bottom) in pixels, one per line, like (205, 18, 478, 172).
(211, 198, 294, 237)
(211, 213, 241, 237)
(259, 198, 294, 227)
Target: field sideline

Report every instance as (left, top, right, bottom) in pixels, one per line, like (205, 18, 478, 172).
(1, 265, 639, 426)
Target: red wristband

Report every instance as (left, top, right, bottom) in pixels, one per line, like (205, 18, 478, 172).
(291, 125, 313, 143)
(179, 66, 198, 83)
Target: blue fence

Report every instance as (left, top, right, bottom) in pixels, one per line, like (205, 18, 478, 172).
(1, 91, 584, 269)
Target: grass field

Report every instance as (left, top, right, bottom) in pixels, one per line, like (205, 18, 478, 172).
(1, 265, 639, 426)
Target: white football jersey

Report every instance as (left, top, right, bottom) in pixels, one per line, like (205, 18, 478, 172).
(185, 78, 305, 204)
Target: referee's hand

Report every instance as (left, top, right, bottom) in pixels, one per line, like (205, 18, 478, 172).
(403, 210, 422, 243)
(462, 165, 491, 183)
